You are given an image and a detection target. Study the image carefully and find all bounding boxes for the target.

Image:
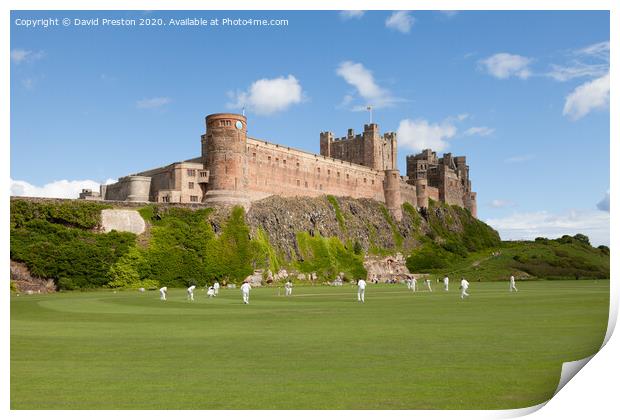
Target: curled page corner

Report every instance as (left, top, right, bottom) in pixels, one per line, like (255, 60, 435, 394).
(602, 301, 617, 347)
(553, 355, 595, 396)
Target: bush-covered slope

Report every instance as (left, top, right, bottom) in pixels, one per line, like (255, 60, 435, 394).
(10, 197, 609, 290)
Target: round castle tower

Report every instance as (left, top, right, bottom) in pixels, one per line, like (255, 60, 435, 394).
(383, 169, 403, 221)
(415, 178, 429, 209)
(202, 113, 250, 208)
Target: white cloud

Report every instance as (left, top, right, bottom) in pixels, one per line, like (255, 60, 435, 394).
(597, 191, 609, 212)
(11, 49, 45, 64)
(504, 154, 535, 163)
(575, 41, 609, 61)
(562, 72, 609, 120)
(397, 118, 457, 152)
(336, 61, 400, 110)
(547, 41, 609, 82)
(479, 53, 532, 79)
(485, 209, 610, 246)
(489, 199, 515, 208)
(547, 62, 608, 82)
(385, 11, 415, 34)
(136, 97, 172, 109)
(10, 178, 116, 199)
(227, 75, 303, 116)
(340, 11, 365, 20)
(464, 126, 495, 137)
(456, 113, 469, 121)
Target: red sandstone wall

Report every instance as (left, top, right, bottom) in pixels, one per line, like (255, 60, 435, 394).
(399, 183, 418, 207)
(427, 186, 439, 201)
(246, 138, 385, 202)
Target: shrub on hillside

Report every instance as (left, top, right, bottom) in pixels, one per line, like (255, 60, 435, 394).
(406, 243, 451, 271)
(11, 199, 110, 229)
(11, 219, 135, 289)
(295, 231, 367, 280)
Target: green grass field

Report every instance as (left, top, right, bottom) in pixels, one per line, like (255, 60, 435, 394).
(11, 280, 609, 409)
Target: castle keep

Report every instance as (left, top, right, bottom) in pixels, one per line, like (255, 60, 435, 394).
(80, 113, 477, 219)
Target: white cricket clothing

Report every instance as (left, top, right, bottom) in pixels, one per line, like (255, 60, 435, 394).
(460, 279, 470, 299)
(443, 277, 449, 291)
(241, 283, 252, 304)
(187, 285, 196, 301)
(357, 279, 366, 302)
(425, 279, 432, 292)
(207, 287, 215, 297)
(213, 282, 220, 295)
(411, 278, 417, 292)
(159, 286, 167, 301)
(285, 282, 293, 296)
(509, 276, 518, 292)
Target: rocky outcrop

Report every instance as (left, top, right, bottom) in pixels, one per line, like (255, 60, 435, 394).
(10, 260, 56, 293)
(240, 195, 424, 259)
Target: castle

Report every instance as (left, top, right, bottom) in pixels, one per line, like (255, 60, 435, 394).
(80, 113, 477, 220)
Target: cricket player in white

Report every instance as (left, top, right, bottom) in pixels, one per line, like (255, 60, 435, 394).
(285, 280, 293, 296)
(213, 281, 220, 296)
(187, 285, 196, 301)
(406, 277, 412, 289)
(411, 277, 417, 292)
(443, 276, 449, 291)
(425, 278, 433, 292)
(357, 279, 367, 303)
(509, 275, 518, 292)
(159, 286, 167, 301)
(241, 281, 252, 304)
(460, 278, 470, 299)
(207, 286, 215, 297)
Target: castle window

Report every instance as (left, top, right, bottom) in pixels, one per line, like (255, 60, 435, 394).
(327, 169, 331, 175)
(276, 158, 279, 163)
(297, 180, 300, 186)
(320, 184, 323, 190)
(317, 167, 321, 173)
(346, 174, 350, 180)
(189, 182, 195, 189)
(364, 178, 367, 183)
(283, 160, 286, 165)
(253, 152, 256, 159)
(268, 156, 272, 163)
(200, 171, 208, 177)
(187, 169, 196, 177)
(161, 196, 170, 203)
(190, 195, 199, 202)
(305, 181, 308, 188)
(337, 172, 340, 177)
(371, 180, 374, 185)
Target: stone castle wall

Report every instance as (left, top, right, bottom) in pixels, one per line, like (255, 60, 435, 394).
(101, 176, 151, 202)
(245, 138, 386, 202)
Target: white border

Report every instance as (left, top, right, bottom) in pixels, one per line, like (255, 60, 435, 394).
(2, 1, 617, 420)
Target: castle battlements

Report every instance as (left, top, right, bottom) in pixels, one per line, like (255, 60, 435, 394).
(87, 113, 477, 219)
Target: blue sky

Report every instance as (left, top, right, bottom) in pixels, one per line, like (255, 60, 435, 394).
(10, 10, 610, 245)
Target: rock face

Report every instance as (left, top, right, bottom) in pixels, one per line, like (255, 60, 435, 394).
(241, 195, 423, 259)
(364, 253, 411, 282)
(100, 209, 146, 234)
(10, 260, 56, 293)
